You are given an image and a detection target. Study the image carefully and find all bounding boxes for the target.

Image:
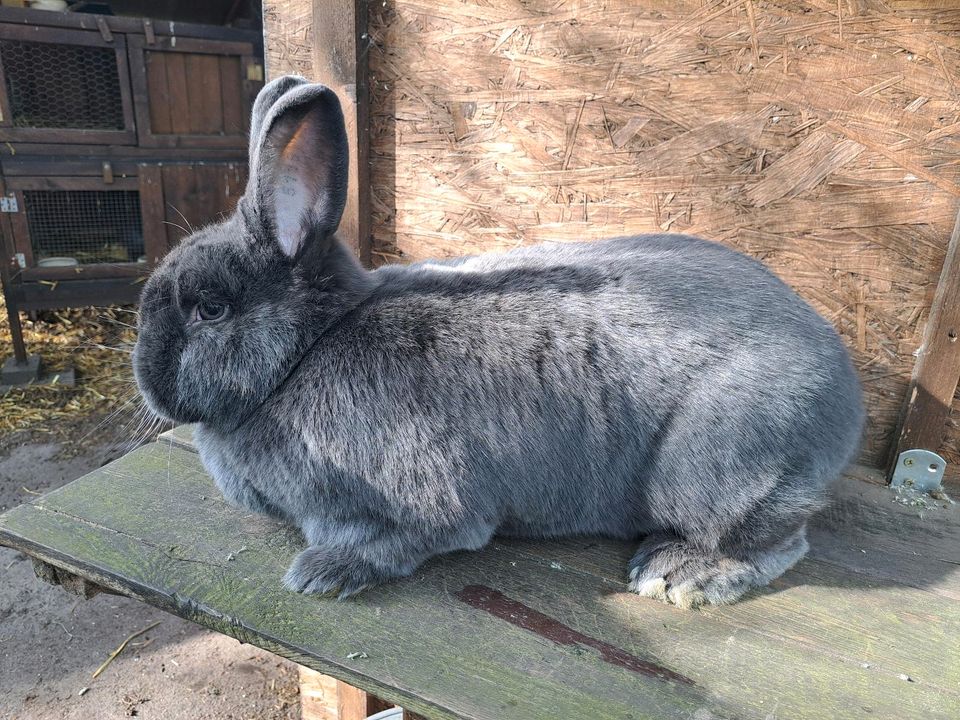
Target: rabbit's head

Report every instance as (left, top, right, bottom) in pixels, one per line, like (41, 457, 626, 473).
(133, 76, 367, 427)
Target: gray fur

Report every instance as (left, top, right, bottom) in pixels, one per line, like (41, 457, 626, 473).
(133, 77, 865, 606)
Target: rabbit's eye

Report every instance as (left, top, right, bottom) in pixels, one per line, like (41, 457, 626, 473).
(194, 302, 228, 323)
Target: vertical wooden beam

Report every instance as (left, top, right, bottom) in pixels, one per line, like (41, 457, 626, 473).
(0, 177, 27, 363)
(138, 164, 167, 264)
(262, 0, 371, 265)
(888, 204, 960, 481)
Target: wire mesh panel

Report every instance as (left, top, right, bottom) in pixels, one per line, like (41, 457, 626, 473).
(23, 190, 143, 265)
(0, 40, 124, 130)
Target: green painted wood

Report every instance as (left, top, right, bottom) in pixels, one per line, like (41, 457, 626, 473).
(1, 443, 959, 718)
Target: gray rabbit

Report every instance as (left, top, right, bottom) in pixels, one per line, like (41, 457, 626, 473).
(133, 76, 864, 608)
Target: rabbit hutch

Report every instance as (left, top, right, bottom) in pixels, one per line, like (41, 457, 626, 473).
(0, 2, 958, 720)
(0, 5, 263, 381)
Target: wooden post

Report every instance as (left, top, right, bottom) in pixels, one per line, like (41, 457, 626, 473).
(262, 0, 371, 265)
(0, 177, 28, 364)
(888, 204, 960, 481)
(299, 666, 393, 720)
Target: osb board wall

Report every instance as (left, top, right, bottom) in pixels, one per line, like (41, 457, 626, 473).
(366, 0, 960, 475)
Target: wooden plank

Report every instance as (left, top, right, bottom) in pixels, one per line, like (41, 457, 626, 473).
(184, 54, 208, 134)
(0, 46, 14, 129)
(164, 52, 192, 136)
(0, 159, 142, 177)
(0, 143, 245, 160)
(160, 165, 196, 247)
(139, 164, 167, 263)
(889, 204, 960, 485)
(145, 51, 173, 135)
(2, 442, 958, 719)
(4, 176, 139, 191)
(0, 7, 262, 43)
(201, 54, 225, 134)
(16, 276, 143, 311)
(184, 54, 224, 135)
(263, 0, 371, 264)
(113, 36, 138, 139)
(17, 264, 144, 282)
(219, 55, 244, 135)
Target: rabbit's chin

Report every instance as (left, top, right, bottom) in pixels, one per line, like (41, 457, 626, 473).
(137, 385, 197, 426)
(133, 360, 199, 426)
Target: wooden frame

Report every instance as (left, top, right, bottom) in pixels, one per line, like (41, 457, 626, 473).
(0, 6, 263, 45)
(127, 35, 260, 149)
(4, 174, 151, 281)
(138, 164, 167, 265)
(0, 24, 137, 146)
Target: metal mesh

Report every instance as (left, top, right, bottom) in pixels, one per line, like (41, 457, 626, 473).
(24, 191, 143, 265)
(0, 40, 124, 130)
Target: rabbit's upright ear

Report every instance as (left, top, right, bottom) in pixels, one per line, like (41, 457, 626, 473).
(246, 76, 349, 259)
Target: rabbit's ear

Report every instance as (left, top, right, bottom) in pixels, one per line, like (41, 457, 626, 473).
(248, 75, 309, 160)
(247, 77, 349, 258)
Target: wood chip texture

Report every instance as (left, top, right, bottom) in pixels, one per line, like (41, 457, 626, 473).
(366, 0, 960, 480)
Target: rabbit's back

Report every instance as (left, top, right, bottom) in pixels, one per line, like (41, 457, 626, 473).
(247, 234, 862, 540)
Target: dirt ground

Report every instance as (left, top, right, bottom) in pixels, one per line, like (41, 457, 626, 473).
(0, 423, 301, 720)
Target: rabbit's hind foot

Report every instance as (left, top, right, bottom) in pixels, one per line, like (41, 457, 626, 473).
(627, 527, 809, 609)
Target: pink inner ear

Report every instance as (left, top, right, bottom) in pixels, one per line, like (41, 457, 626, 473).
(272, 121, 321, 257)
(274, 169, 311, 256)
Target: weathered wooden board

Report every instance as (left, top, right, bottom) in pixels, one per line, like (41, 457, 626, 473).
(1, 441, 958, 719)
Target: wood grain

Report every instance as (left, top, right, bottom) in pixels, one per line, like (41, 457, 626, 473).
(164, 52, 192, 136)
(219, 55, 244, 135)
(144, 51, 172, 134)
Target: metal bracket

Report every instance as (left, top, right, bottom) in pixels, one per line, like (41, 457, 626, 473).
(891, 449, 947, 492)
(143, 18, 156, 45)
(95, 17, 114, 43)
(14, 252, 25, 268)
(0, 195, 18, 212)
(247, 63, 265, 82)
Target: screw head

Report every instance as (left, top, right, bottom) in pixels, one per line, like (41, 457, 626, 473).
(904, 458, 915, 467)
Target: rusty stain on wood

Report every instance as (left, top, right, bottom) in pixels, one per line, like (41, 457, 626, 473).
(456, 584, 695, 686)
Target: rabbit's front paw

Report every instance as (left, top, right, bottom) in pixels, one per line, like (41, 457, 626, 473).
(283, 544, 387, 599)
